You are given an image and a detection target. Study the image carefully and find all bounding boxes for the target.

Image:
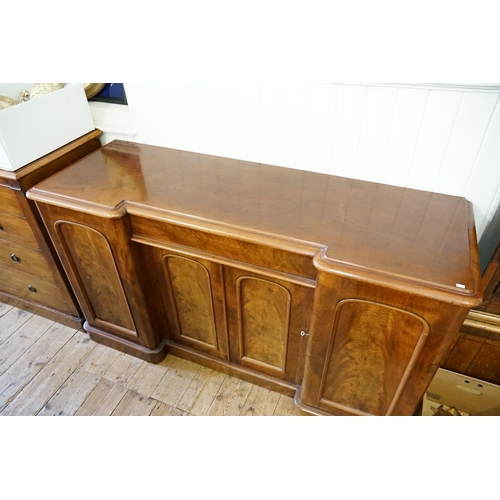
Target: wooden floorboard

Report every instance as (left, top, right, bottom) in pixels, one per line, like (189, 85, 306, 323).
(177, 365, 227, 416)
(0, 301, 299, 416)
(207, 375, 254, 416)
(0, 322, 77, 412)
(74, 378, 128, 416)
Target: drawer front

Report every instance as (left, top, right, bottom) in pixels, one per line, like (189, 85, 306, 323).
(0, 186, 24, 218)
(0, 239, 56, 283)
(130, 215, 318, 282)
(0, 213, 40, 250)
(0, 265, 74, 314)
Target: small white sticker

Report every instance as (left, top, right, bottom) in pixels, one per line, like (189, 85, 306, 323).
(456, 283, 466, 289)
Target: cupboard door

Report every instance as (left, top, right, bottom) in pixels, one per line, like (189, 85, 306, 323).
(315, 300, 428, 416)
(55, 221, 137, 338)
(224, 267, 313, 384)
(156, 249, 228, 359)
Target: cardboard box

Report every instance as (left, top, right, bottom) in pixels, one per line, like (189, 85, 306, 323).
(423, 368, 500, 416)
(0, 83, 95, 171)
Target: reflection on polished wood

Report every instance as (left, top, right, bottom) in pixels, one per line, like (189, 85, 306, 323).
(27, 140, 483, 416)
(28, 141, 480, 303)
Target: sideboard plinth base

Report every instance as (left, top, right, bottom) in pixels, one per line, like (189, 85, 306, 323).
(84, 322, 168, 364)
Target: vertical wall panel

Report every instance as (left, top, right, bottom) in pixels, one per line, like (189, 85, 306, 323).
(306, 83, 338, 174)
(464, 100, 500, 233)
(148, 83, 179, 149)
(260, 84, 285, 167)
(169, 84, 198, 152)
(379, 88, 430, 187)
(354, 86, 397, 182)
(100, 83, 500, 241)
(124, 84, 160, 146)
(406, 90, 463, 193)
(211, 84, 238, 160)
(433, 92, 498, 196)
(282, 84, 310, 171)
(234, 84, 260, 163)
(479, 185, 500, 239)
(329, 85, 367, 178)
(190, 84, 218, 157)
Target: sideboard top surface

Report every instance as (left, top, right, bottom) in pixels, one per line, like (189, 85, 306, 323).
(27, 140, 481, 303)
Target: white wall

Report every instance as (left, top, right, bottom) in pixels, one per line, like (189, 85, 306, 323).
(89, 83, 500, 241)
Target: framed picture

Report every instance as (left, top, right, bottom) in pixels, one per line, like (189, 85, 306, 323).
(89, 83, 127, 105)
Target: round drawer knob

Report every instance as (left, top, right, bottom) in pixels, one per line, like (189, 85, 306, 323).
(10, 254, 21, 263)
(0, 224, 3, 231)
(27, 285, 37, 293)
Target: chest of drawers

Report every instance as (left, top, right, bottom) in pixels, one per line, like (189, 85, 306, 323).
(27, 140, 482, 415)
(0, 130, 102, 324)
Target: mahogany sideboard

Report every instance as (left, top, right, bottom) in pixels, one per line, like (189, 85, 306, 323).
(0, 129, 102, 325)
(27, 140, 483, 416)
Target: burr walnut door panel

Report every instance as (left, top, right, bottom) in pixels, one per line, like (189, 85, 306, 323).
(156, 250, 229, 360)
(224, 267, 313, 384)
(309, 299, 429, 416)
(55, 221, 137, 339)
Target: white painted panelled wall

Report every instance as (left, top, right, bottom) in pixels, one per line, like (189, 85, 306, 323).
(89, 83, 500, 243)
